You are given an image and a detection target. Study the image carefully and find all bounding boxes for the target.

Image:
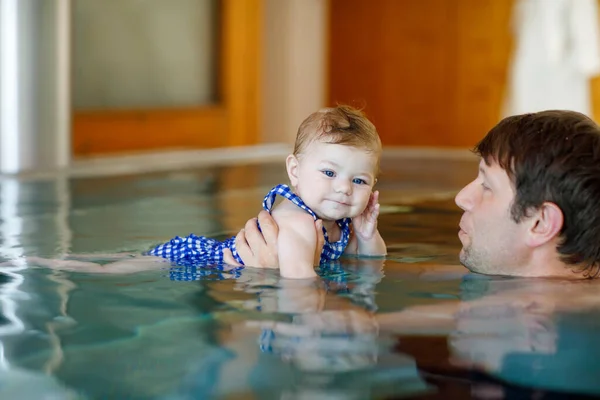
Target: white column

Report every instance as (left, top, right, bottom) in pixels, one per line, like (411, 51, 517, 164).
(262, 0, 328, 145)
(0, 0, 71, 174)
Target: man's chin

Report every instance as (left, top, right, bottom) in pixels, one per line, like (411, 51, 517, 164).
(459, 256, 497, 276)
(459, 249, 467, 265)
(460, 262, 479, 273)
(459, 250, 478, 273)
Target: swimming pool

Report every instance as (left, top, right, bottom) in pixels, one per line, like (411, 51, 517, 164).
(1, 156, 599, 399)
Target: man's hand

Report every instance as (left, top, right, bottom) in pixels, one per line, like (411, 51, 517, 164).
(313, 219, 324, 266)
(223, 211, 325, 268)
(223, 210, 279, 268)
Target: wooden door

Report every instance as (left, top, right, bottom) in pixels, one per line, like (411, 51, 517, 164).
(328, 0, 514, 147)
(72, 0, 261, 157)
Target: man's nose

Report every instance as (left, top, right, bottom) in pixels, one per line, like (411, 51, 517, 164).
(455, 181, 476, 211)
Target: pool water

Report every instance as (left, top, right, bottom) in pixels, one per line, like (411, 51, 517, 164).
(1, 157, 599, 399)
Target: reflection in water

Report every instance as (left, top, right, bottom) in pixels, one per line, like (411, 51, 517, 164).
(498, 309, 600, 396)
(199, 261, 432, 399)
(55, 176, 73, 256)
(255, 309, 381, 376)
(0, 179, 80, 397)
(382, 273, 600, 397)
(7, 262, 431, 399)
(0, 179, 23, 261)
(0, 268, 79, 398)
(0, 268, 25, 340)
(0, 179, 26, 348)
(4, 160, 600, 398)
(449, 279, 600, 397)
(43, 270, 76, 374)
(45, 176, 74, 374)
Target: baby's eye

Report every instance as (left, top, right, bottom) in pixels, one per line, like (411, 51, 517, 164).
(322, 170, 335, 177)
(352, 178, 367, 185)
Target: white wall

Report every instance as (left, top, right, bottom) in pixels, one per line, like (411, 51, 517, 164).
(72, 0, 217, 110)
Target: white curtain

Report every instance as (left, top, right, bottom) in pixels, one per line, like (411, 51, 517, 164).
(504, 0, 600, 117)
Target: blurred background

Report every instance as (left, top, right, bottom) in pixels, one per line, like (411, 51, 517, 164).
(2, 0, 600, 173)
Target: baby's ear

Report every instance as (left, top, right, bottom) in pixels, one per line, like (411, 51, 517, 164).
(286, 154, 300, 187)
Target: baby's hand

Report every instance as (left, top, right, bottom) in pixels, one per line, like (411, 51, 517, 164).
(352, 191, 380, 241)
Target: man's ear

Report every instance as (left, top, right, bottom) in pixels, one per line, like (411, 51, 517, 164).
(526, 202, 564, 247)
(286, 154, 300, 187)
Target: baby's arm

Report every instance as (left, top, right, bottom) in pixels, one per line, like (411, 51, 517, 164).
(346, 191, 387, 256)
(273, 211, 319, 279)
(13, 255, 169, 274)
(353, 230, 386, 256)
(223, 210, 325, 269)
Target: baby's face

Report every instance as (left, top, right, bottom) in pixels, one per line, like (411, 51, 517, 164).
(289, 141, 378, 221)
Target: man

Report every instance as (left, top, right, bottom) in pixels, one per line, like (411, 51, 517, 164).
(225, 110, 600, 280)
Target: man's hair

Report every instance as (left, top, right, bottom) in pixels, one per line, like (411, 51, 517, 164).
(293, 105, 382, 170)
(475, 110, 600, 277)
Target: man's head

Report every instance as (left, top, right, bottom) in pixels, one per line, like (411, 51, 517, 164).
(286, 105, 382, 220)
(455, 110, 600, 278)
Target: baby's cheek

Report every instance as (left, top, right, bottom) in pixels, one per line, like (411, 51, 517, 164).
(360, 193, 372, 207)
(353, 201, 369, 216)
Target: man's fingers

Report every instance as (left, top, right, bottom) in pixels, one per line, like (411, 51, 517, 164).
(314, 219, 325, 265)
(233, 228, 253, 263)
(222, 248, 242, 266)
(244, 217, 267, 251)
(232, 212, 280, 268)
(316, 219, 325, 250)
(257, 210, 279, 246)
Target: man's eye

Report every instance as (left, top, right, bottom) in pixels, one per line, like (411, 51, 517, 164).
(481, 182, 490, 190)
(353, 178, 367, 185)
(322, 170, 335, 177)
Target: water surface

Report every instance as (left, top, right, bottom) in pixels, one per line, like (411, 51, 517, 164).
(0, 158, 598, 399)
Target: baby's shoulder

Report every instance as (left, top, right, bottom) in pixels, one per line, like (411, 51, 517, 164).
(271, 198, 314, 226)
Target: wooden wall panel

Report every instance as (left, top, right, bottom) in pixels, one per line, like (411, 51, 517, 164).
(453, 0, 514, 147)
(73, 0, 262, 157)
(588, 1, 600, 121)
(328, 0, 514, 147)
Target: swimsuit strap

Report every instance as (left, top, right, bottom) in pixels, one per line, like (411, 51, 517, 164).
(262, 184, 351, 256)
(262, 184, 318, 220)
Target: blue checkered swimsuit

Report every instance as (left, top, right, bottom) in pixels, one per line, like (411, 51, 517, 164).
(147, 184, 351, 274)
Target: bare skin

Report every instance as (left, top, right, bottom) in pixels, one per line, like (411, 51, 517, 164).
(222, 210, 326, 271)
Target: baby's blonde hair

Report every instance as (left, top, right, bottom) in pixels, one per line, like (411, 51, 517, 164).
(293, 105, 382, 172)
